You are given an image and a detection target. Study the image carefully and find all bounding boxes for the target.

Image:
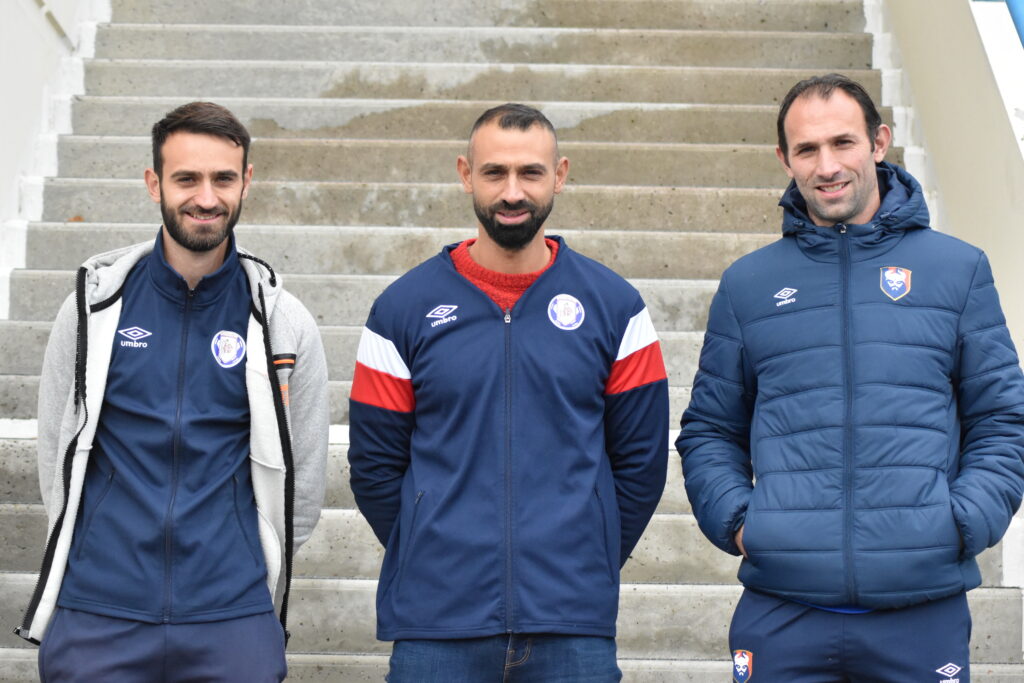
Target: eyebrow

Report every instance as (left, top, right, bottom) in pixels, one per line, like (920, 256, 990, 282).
(479, 162, 548, 173)
(169, 170, 240, 180)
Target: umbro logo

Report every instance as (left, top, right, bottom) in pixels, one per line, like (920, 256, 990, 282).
(936, 662, 962, 682)
(774, 287, 797, 307)
(118, 326, 152, 348)
(426, 304, 458, 328)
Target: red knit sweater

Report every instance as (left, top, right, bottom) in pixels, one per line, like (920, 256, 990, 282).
(450, 238, 559, 312)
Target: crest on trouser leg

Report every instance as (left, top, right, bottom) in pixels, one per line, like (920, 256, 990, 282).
(733, 649, 753, 682)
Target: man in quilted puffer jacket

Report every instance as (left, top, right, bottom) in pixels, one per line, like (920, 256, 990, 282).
(678, 73, 1024, 682)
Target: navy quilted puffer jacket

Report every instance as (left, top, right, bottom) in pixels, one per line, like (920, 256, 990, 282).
(678, 162, 1024, 609)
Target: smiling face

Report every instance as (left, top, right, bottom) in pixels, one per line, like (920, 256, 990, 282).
(145, 131, 252, 253)
(457, 121, 569, 252)
(776, 90, 891, 227)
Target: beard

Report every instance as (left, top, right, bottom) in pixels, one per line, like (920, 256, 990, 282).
(161, 195, 242, 253)
(474, 197, 553, 251)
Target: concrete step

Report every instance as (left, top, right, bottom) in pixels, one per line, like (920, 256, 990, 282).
(0, 320, 705, 387)
(68, 97, 800, 144)
(8, 265, 718, 331)
(107, 0, 867, 32)
(0, 376, 693, 426)
(0, 504, 744, 584)
(58, 136, 792, 189)
(95, 25, 873, 70)
(39, 179, 784, 232)
(2, 573, 1021, 663)
(83, 60, 882, 105)
(0, 435, 693, 514)
(23, 223, 777, 279)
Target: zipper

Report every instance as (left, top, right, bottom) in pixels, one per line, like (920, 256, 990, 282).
(256, 282, 297, 645)
(503, 307, 514, 632)
(16, 267, 90, 642)
(163, 288, 194, 622)
(838, 224, 858, 603)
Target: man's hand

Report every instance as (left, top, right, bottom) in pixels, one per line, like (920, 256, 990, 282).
(735, 525, 748, 558)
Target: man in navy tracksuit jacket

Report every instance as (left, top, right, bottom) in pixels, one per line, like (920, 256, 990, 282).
(348, 104, 669, 681)
(678, 74, 1024, 682)
(18, 102, 329, 681)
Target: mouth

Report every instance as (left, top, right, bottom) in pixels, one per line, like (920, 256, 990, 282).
(816, 181, 850, 197)
(495, 209, 530, 225)
(183, 208, 226, 224)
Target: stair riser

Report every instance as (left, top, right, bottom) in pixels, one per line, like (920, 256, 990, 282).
(95, 26, 872, 70)
(107, 0, 866, 32)
(84, 62, 881, 105)
(59, 137, 793, 188)
(39, 181, 783, 232)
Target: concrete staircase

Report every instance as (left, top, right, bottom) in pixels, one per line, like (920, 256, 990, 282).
(2, 0, 1022, 680)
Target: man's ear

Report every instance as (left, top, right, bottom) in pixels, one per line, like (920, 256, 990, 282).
(144, 168, 161, 204)
(456, 155, 473, 194)
(775, 147, 795, 179)
(872, 124, 893, 163)
(241, 163, 254, 199)
(553, 156, 569, 194)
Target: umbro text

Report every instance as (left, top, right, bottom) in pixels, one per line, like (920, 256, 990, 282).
(430, 315, 458, 328)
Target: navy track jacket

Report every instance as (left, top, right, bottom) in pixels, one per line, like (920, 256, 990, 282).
(678, 163, 1024, 609)
(348, 237, 669, 640)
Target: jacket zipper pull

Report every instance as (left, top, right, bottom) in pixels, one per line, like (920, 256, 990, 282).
(838, 224, 848, 234)
(504, 309, 511, 324)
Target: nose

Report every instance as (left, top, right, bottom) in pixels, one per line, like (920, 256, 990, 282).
(815, 148, 842, 180)
(193, 180, 218, 208)
(500, 175, 526, 204)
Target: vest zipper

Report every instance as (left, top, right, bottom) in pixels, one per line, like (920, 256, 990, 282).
(838, 224, 858, 603)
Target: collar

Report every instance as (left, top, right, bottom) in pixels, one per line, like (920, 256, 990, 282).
(146, 229, 243, 306)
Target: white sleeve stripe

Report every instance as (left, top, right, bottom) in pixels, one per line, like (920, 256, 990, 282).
(356, 327, 411, 379)
(615, 307, 659, 361)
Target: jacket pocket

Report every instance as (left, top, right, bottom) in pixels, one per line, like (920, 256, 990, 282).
(394, 490, 425, 595)
(594, 487, 617, 584)
(233, 475, 263, 566)
(75, 468, 115, 560)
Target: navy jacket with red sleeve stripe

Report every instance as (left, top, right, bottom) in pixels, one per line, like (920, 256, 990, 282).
(348, 236, 669, 641)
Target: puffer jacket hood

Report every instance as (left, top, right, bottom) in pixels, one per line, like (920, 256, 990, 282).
(778, 162, 929, 262)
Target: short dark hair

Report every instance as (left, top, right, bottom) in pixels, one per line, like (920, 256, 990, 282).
(467, 103, 558, 161)
(151, 101, 251, 176)
(777, 73, 883, 162)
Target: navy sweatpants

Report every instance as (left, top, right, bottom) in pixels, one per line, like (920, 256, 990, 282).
(729, 589, 972, 683)
(38, 607, 287, 682)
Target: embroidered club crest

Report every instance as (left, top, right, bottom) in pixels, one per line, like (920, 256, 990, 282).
(547, 294, 585, 331)
(211, 330, 246, 368)
(733, 649, 753, 682)
(880, 266, 912, 301)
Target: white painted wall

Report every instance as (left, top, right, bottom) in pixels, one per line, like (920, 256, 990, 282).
(0, 0, 109, 319)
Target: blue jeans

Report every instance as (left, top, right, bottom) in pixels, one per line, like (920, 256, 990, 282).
(387, 634, 622, 682)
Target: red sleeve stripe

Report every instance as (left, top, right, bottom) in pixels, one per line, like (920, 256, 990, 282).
(356, 327, 411, 378)
(616, 307, 658, 360)
(351, 361, 415, 412)
(605, 340, 667, 395)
